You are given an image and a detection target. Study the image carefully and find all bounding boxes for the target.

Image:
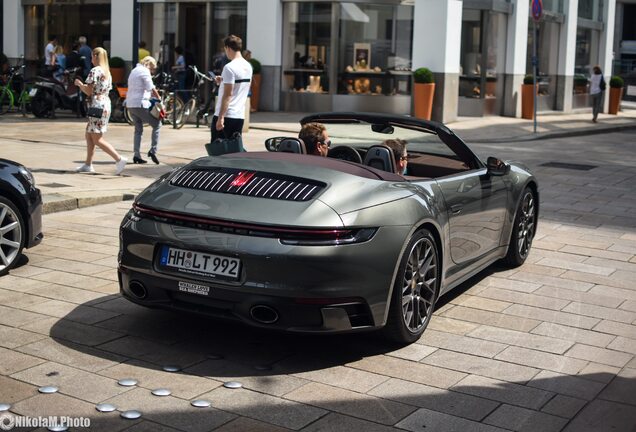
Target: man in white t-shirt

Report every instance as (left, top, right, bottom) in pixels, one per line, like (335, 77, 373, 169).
(44, 35, 57, 67)
(212, 35, 252, 143)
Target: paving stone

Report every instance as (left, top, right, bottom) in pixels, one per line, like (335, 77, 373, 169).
(530, 322, 615, 348)
(535, 257, 614, 275)
(532, 249, 588, 263)
(21, 300, 120, 325)
(0, 375, 36, 404)
(481, 277, 542, 293)
(564, 343, 633, 368)
(502, 304, 600, 329)
(597, 367, 636, 406)
(512, 271, 594, 292)
(97, 336, 206, 368)
(441, 306, 541, 332)
(285, 382, 414, 426)
(418, 329, 507, 358)
(584, 257, 636, 273)
(0, 324, 46, 349)
(0, 346, 45, 375)
(528, 370, 606, 400)
(395, 407, 509, 432)
(450, 295, 512, 312)
(576, 362, 621, 383)
(11, 361, 131, 403)
(593, 320, 636, 339)
(562, 271, 635, 291)
(561, 245, 633, 262)
(299, 413, 393, 432)
(562, 302, 636, 324)
(607, 336, 636, 355)
(113, 421, 182, 432)
(451, 375, 553, 410)
(0, 275, 50, 292)
(20, 317, 124, 346)
(16, 338, 125, 372)
(95, 314, 185, 345)
(620, 300, 636, 312)
(347, 355, 466, 390)
(483, 404, 568, 432)
(368, 378, 499, 421)
(590, 285, 636, 302)
(495, 346, 588, 376)
(468, 325, 573, 354)
(99, 359, 221, 400)
(33, 258, 112, 276)
(289, 364, 389, 394)
(478, 287, 571, 311)
(0, 288, 50, 309)
(184, 359, 308, 397)
(24, 283, 107, 304)
(533, 285, 623, 308)
(427, 316, 480, 335)
(0, 304, 48, 328)
(386, 342, 438, 361)
(28, 270, 114, 290)
(199, 386, 326, 430)
(563, 399, 636, 432)
(421, 349, 540, 384)
(540, 394, 587, 419)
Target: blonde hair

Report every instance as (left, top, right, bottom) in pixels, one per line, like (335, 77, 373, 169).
(54, 45, 64, 55)
(140, 56, 157, 69)
(92, 47, 110, 80)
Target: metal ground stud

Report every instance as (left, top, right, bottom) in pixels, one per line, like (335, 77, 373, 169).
(95, 403, 117, 413)
(223, 381, 243, 389)
(0, 403, 10, 412)
(38, 386, 59, 394)
(191, 400, 211, 408)
(151, 388, 171, 397)
(117, 378, 138, 387)
(162, 365, 181, 372)
(121, 410, 142, 420)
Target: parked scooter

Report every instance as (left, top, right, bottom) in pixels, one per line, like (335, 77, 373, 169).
(30, 67, 85, 118)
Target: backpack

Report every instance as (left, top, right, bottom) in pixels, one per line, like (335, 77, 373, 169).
(600, 76, 606, 91)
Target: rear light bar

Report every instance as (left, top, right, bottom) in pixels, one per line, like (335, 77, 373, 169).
(131, 203, 376, 246)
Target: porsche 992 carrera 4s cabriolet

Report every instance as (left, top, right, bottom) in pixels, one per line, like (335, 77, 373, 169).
(119, 113, 538, 343)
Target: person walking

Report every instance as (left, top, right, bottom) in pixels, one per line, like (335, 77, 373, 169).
(590, 65, 605, 123)
(127, 56, 162, 164)
(44, 35, 57, 76)
(78, 36, 92, 79)
(74, 47, 127, 175)
(212, 35, 252, 143)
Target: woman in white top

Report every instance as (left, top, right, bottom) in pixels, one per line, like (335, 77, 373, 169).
(589, 65, 605, 123)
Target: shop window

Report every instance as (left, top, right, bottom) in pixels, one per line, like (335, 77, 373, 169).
(337, 3, 413, 96)
(526, 19, 560, 110)
(578, 0, 600, 20)
(282, 2, 332, 94)
(573, 27, 600, 108)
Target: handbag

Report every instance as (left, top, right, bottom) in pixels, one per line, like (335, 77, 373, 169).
(205, 132, 246, 156)
(149, 98, 165, 119)
(600, 76, 606, 91)
(86, 107, 104, 118)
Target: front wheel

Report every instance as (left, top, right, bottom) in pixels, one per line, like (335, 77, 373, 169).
(30, 90, 53, 118)
(0, 196, 25, 276)
(384, 229, 439, 344)
(504, 188, 537, 267)
(0, 87, 14, 115)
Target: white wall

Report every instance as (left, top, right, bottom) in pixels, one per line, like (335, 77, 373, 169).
(506, 0, 530, 75)
(559, 0, 579, 76)
(3, 1, 24, 58)
(110, 0, 134, 61)
(246, 0, 282, 66)
(412, 0, 462, 73)
(600, 0, 617, 77)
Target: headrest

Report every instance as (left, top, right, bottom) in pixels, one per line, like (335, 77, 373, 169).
(278, 138, 307, 154)
(362, 145, 397, 174)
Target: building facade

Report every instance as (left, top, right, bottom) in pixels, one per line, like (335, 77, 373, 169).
(2, 0, 621, 121)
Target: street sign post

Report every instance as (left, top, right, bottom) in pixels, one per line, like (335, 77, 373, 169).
(531, 0, 543, 133)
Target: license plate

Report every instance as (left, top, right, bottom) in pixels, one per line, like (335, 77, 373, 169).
(29, 88, 38, 97)
(159, 246, 240, 280)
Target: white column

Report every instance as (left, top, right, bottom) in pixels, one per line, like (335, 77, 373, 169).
(556, 0, 579, 111)
(412, 0, 462, 122)
(247, 0, 283, 111)
(110, 0, 135, 62)
(3, 1, 24, 59)
(600, 0, 616, 112)
(503, 0, 529, 117)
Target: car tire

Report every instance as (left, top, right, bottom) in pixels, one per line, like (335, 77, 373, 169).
(0, 196, 25, 276)
(384, 229, 439, 344)
(504, 187, 537, 267)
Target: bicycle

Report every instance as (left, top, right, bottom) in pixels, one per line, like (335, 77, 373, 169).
(0, 62, 32, 116)
(176, 65, 216, 129)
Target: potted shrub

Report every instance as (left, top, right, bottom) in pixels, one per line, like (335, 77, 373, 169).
(413, 67, 435, 120)
(608, 75, 624, 115)
(573, 74, 588, 94)
(521, 74, 537, 120)
(109, 56, 126, 84)
(249, 58, 262, 113)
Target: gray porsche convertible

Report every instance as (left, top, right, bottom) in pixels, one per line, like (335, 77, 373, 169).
(118, 112, 538, 344)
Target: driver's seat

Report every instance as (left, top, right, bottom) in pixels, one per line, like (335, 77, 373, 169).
(363, 145, 397, 173)
(278, 138, 307, 154)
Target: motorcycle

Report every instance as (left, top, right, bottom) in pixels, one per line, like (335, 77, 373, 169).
(29, 67, 85, 118)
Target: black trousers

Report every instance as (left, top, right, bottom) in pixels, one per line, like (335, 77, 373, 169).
(211, 116, 244, 142)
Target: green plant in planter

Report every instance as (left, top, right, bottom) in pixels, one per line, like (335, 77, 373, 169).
(413, 67, 434, 84)
(573, 74, 588, 87)
(249, 58, 261, 75)
(609, 76, 624, 88)
(523, 74, 535, 85)
(109, 56, 125, 68)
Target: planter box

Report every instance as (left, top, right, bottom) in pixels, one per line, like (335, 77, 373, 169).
(413, 82, 435, 120)
(521, 84, 537, 120)
(608, 87, 623, 115)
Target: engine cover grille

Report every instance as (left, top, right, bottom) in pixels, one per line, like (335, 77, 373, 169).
(170, 168, 325, 202)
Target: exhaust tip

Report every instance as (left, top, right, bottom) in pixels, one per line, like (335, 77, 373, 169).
(128, 281, 148, 299)
(250, 305, 279, 324)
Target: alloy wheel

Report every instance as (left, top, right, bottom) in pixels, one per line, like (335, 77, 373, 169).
(401, 237, 437, 333)
(0, 202, 23, 273)
(517, 191, 536, 259)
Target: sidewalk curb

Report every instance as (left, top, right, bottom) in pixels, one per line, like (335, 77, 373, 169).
(42, 193, 136, 214)
(468, 123, 636, 143)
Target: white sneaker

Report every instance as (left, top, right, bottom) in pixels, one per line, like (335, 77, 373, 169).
(115, 157, 127, 175)
(76, 164, 95, 173)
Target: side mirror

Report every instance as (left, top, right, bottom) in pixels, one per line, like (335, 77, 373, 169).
(264, 136, 287, 152)
(486, 157, 509, 176)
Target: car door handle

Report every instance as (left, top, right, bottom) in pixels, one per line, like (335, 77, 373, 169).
(450, 204, 463, 214)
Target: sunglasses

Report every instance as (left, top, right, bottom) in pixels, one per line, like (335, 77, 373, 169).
(400, 155, 408, 161)
(321, 139, 332, 148)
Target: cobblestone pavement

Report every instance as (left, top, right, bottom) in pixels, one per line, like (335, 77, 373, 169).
(0, 124, 635, 430)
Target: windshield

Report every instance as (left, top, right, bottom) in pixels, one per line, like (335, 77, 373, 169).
(324, 123, 460, 159)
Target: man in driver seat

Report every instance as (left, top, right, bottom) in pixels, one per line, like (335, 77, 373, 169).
(383, 138, 409, 175)
(299, 122, 330, 157)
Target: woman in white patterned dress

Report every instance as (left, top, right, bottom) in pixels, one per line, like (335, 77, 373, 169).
(74, 47, 127, 174)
